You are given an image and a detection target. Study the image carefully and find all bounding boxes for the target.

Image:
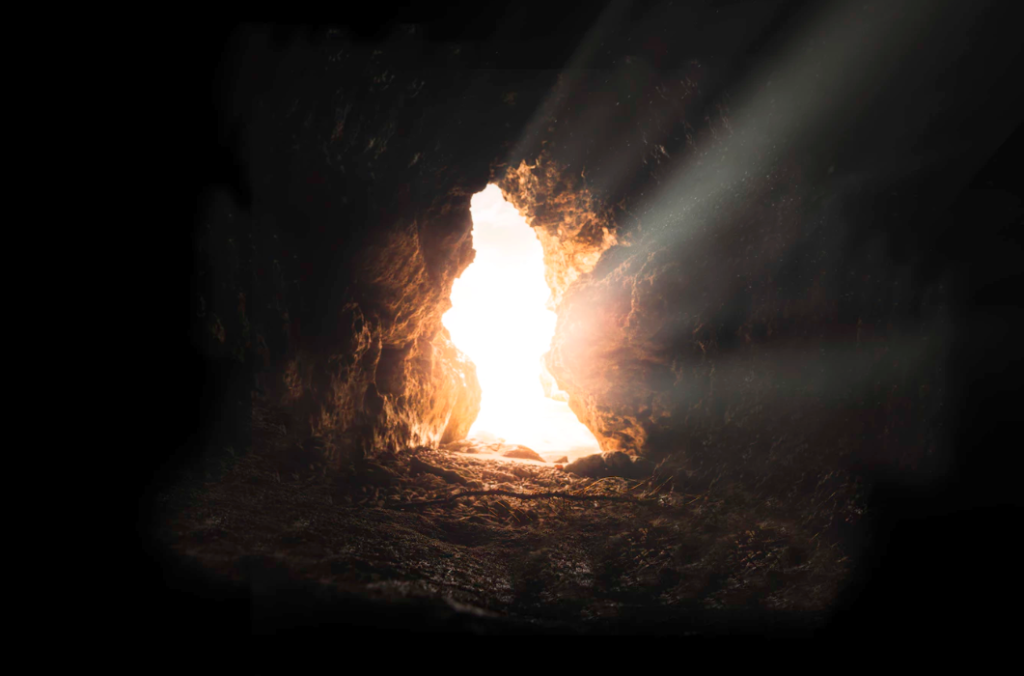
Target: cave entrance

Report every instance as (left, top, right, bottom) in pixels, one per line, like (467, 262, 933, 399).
(442, 185, 600, 462)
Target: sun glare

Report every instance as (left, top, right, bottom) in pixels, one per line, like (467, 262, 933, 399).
(442, 185, 601, 461)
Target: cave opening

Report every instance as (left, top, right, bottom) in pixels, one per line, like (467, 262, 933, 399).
(442, 184, 601, 462)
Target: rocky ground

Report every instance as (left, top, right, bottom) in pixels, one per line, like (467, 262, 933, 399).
(150, 397, 868, 634)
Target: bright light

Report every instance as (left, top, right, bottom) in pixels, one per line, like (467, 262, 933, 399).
(442, 185, 601, 461)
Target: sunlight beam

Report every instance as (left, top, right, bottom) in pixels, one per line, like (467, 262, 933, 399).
(641, 0, 977, 251)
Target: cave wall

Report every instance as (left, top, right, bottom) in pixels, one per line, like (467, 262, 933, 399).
(492, 59, 954, 484)
(502, 138, 950, 483)
(486, 0, 972, 484)
(194, 2, 995, 485)
(196, 25, 564, 465)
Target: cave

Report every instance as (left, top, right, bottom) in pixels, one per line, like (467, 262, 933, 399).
(147, 0, 1021, 639)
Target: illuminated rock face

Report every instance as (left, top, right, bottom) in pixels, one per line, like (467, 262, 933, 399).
(496, 158, 619, 311)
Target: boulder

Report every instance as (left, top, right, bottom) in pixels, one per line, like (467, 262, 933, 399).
(602, 451, 633, 477)
(564, 453, 607, 478)
(629, 455, 657, 478)
(500, 445, 545, 462)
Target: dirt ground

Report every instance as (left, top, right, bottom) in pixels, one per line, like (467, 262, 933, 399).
(149, 398, 869, 634)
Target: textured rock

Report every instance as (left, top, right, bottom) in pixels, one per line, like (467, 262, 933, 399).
(409, 456, 469, 486)
(493, 62, 952, 483)
(630, 456, 656, 478)
(602, 451, 633, 476)
(198, 27, 559, 467)
(500, 446, 546, 462)
(564, 454, 607, 478)
(497, 155, 619, 310)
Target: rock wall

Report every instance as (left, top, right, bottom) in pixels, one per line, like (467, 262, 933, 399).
(195, 26, 561, 466)
(491, 36, 957, 485)
(497, 156, 620, 310)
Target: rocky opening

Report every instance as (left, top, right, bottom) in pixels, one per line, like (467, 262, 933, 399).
(442, 185, 600, 462)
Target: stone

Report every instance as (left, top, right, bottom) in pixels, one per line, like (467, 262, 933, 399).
(500, 445, 545, 462)
(444, 440, 479, 453)
(564, 453, 607, 478)
(553, 456, 569, 464)
(629, 455, 657, 478)
(409, 456, 469, 486)
(602, 451, 633, 477)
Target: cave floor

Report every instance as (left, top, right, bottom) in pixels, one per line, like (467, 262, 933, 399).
(151, 400, 859, 634)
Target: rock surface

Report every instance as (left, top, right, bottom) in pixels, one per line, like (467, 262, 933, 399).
(602, 451, 634, 476)
(500, 446, 546, 462)
(630, 455, 656, 477)
(564, 453, 608, 478)
(158, 406, 865, 631)
(409, 456, 469, 486)
(493, 66, 953, 482)
(565, 451, 658, 480)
